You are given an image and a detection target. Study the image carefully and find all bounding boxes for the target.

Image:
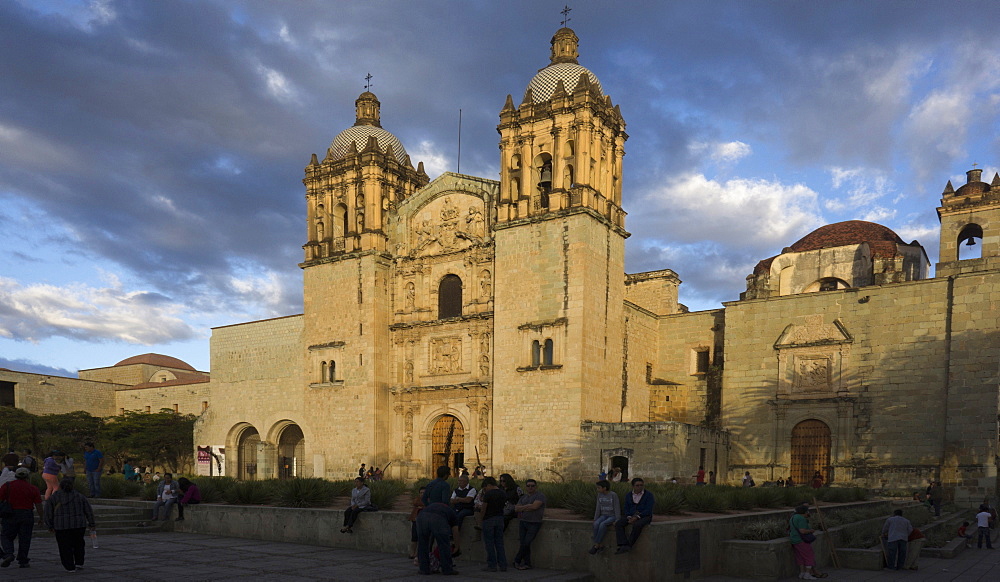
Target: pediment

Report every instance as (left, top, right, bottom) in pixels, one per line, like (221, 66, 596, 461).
(394, 173, 498, 257)
(774, 317, 852, 349)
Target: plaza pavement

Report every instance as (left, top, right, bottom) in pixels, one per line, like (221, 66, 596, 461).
(6, 530, 592, 581)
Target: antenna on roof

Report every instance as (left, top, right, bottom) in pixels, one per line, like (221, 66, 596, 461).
(457, 109, 462, 174)
(560, 5, 572, 27)
(364, 73, 373, 91)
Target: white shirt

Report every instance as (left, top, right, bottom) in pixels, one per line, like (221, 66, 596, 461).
(160, 482, 177, 500)
(977, 511, 992, 528)
(450, 486, 477, 501)
(0, 467, 15, 488)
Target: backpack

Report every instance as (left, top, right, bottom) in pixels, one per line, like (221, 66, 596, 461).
(23, 455, 37, 473)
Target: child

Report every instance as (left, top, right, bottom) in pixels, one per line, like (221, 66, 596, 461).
(958, 521, 974, 547)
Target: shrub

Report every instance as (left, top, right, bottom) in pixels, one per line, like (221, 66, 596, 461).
(192, 476, 236, 503)
(274, 478, 338, 508)
(650, 485, 685, 515)
(123, 479, 145, 497)
(736, 517, 789, 540)
(750, 487, 785, 509)
(726, 487, 757, 511)
(562, 481, 601, 518)
(223, 479, 272, 505)
(369, 479, 407, 510)
(99, 476, 128, 499)
(536, 481, 571, 509)
(141, 482, 158, 501)
(683, 485, 729, 513)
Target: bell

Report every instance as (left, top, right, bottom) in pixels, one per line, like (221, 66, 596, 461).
(966, 238, 977, 246)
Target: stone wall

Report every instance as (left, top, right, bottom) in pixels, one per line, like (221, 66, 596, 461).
(580, 421, 730, 482)
(1, 369, 118, 416)
(114, 382, 210, 415)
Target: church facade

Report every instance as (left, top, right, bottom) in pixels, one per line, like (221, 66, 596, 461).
(194, 27, 1000, 501)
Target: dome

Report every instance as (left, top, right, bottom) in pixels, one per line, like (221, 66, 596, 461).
(114, 353, 196, 371)
(329, 125, 409, 165)
(787, 220, 904, 254)
(955, 180, 990, 196)
(525, 62, 603, 103)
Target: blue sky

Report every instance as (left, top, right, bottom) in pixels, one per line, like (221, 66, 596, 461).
(2, 0, 999, 376)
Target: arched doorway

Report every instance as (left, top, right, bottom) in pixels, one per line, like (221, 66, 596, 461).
(431, 415, 465, 471)
(237, 426, 260, 480)
(277, 424, 305, 479)
(791, 419, 832, 485)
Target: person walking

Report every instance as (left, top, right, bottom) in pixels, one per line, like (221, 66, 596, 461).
(693, 466, 706, 485)
(0, 467, 44, 569)
(44, 478, 95, 572)
(479, 477, 507, 572)
(589, 479, 620, 554)
(742, 471, 755, 487)
(929, 481, 943, 517)
(882, 509, 913, 569)
(82, 442, 104, 498)
(976, 504, 994, 549)
(512, 478, 545, 570)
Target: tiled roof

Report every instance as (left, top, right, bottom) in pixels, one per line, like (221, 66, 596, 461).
(114, 353, 195, 371)
(328, 125, 408, 165)
(526, 63, 602, 103)
(118, 372, 210, 391)
(753, 220, 905, 275)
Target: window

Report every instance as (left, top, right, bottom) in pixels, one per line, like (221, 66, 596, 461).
(531, 340, 541, 367)
(119, 408, 125, 415)
(438, 274, 463, 318)
(145, 406, 151, 413)
(958, 223, 984, 260)
(542, 339, 554, 366)
(202, 401, 208, 412)
(329, 361, 336, 382)
(334, 204, 348, 238)
(0, 381, 14, 407)
(321, 361, 328, 383)
(173, 404, 179, 413)
(694, 349, 710, 374)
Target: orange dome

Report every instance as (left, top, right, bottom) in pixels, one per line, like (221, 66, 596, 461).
(114, 353, 195, 371)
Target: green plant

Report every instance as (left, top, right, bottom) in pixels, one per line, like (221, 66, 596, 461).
(99, 475, 127, 499)
(736, 517, 790, 540)
(682, 485, 729, 512)
(369, 480, 407, 510)
(141, 482, 158, 501)
(274, 478, 337, 508)
(726, 487, 757, 511)
(650, 485, 685, 515)
(750, 486, 785, 509)
(223, 479, 273, 505)
(193, 476, 236, 503)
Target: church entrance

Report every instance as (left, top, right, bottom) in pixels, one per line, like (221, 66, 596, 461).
(790, 419, 831, 485)
(277, 424, 305, 479)
(431, 415, 465, 471)
(237, 426, 260, 480)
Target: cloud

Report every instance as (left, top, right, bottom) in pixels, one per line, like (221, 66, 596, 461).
(689, 141, 752, 164)
(0, 357, 74, 377)
(825, 166, 894, 212)
(0, 277, 197, 344)
(411, 140, 452, 179)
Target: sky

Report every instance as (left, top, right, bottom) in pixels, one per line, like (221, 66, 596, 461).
(2, 0, 1000, 377)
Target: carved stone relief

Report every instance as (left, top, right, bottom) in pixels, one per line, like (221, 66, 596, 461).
(479, 270, 492, 299)
(794, 356, 831, 392)
(479, 355, 490, 377)
(404, 360, 414, 383)
(430, 337, 462, 374)
(479, 433, 488, 456)
(404, 282, 415, 311)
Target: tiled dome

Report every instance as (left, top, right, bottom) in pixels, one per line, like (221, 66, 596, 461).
(526, 63, 603, 103)
(329, 125, 408, 165)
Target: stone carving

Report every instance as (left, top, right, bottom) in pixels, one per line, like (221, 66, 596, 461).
(479, 407, 489, 430)
(430, 337, 462, 374)
(404, 436, 412, 458)
(775, 317, 852, 348)
(480, 270, 492, 299)
(467, 205, 485, 235)
(404, 360, 414, 383)
(405, 409, 413, 432)
(795, 357, 830, 391)
(479, 355, 489, 377)
(404, 282, 415, 311)
(356, 212, 364, 232)
(480, 333, 490, 355)
(479, 433, 488, 455)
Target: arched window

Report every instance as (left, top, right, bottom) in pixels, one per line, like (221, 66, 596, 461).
(334, 204, 348, 238)
(564, 164, 574, 188)
(320, 361, 327, 383)
(237, 426, 260, 480)
(438, 275, 463, 319)
(531, 340, 541, 367)
(534, 153, 553, 209)
(542, 339, 554, 366)
(329, 360, 336, 382)
(958, 223, 983, 260)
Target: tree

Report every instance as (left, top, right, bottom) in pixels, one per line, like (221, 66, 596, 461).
(100, 410, 196, 473)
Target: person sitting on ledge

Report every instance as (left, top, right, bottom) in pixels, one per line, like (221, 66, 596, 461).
(614, 477, 654, 554)
(175, 478, 201, 522)
(341, 477, 373, 533)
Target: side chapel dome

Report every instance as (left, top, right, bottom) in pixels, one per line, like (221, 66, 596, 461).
(524, 27, 604, 103)
(327, 91, 409, 165)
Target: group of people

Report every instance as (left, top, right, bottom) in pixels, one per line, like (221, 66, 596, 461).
(0, 465, 94, 571)
(147, 473, 202, 523)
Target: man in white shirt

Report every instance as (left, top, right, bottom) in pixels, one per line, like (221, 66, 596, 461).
(976, 504, 994, 549)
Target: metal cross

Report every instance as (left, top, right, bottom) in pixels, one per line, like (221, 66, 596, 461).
(560, 5, 572, 27)
(364, 73, 373, 91)
(972, 162, 980, 170)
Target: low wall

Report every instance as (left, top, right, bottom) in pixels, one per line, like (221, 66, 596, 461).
(133, 499, 888, 581)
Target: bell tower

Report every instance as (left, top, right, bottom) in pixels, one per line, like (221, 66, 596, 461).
(492, 26, 629, 479)
(496, 27, 627, 227)
(302, 91, 428, 263)
(936, 166, 1000, 276)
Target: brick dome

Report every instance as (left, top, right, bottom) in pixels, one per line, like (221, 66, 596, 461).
(114, 353, 195, 371)
(754, 220, 906, 275)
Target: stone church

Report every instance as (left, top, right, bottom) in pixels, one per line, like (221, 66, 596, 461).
(193, 26, 1000, 501)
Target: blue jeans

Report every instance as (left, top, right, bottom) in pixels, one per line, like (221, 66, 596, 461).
(979, 526, 993, 549)
(514, 520, 542, 566)
(417, 511, 455, 574)
(592, 515, 616, 545)
(482, 515, 507, 569)
(151, 498, 175, 520)
(0, 509, 35, 565)
(454, 508, 475, 529)
(886, 539, 907, 569)
(86, 470, 102, 497)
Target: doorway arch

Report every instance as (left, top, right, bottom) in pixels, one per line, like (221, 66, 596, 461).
(431, 415, 465, 471)
(237, 426, 260, 480)
(277, 424, 305, 479)
(790, 419, 831, 485)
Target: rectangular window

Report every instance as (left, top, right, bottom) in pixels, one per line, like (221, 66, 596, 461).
(145, 406, 151, 413)
(202, 401, 209, 411)
(700, 448, 707, 468)
(694, 349, 710, 374)
(0, 381, 14, 407)
(173, 404, 179, 413)
(119, 408, 125, 415)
